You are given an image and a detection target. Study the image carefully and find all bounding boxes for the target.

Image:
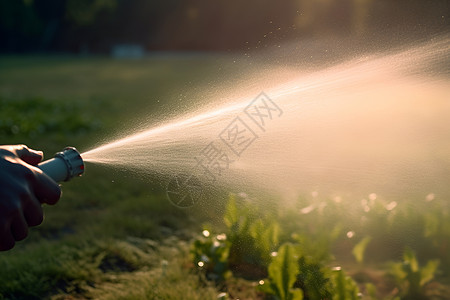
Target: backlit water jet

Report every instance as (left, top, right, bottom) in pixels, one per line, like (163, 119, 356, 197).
(81, 38, 450, 200)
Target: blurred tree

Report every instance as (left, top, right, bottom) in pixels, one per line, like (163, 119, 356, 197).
(158, 0, 299, 50)
(0, 0, 43, 52)
(0, 0, 448, 53)
(65, 0, 117, 27)
(34, 0, 66, 51)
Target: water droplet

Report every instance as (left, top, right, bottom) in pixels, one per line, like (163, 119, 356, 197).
(238, 192, 248, 198)
(217, 292, 227, 299)
(216, 233, 226, 241)
(300, 204, 315, 214)
(386, 201, 397, 211)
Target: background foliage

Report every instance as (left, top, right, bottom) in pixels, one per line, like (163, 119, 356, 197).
(0, 0, 448, 53)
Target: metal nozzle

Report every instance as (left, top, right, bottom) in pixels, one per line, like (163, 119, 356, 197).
(37, 147, 84, 182)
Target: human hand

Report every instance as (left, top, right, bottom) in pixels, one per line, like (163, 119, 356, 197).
(0, 145, 61, 251)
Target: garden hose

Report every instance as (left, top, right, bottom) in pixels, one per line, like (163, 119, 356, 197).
(37, 147, 84, 182)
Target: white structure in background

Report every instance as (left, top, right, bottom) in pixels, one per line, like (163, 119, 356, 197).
(111, 44, 145, 58)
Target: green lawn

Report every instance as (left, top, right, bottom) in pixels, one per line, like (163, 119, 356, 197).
(0, 55, 234, 299)
(0, 55, 449, 300)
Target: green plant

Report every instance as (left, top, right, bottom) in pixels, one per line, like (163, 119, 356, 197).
(423, 200, 450, 271)
(260, 243, 360, 300)
(191, 229, 230, 281)
(250, 218, 281, 265)
(284, 197, 342, 264)
(389, 247, 440, 299)
(365, 283, 377, 300)
(291, 228, 340, 264)
(260, 243, 303, 300)
(330, 267, 361, 300)
(297, 256, 333, 300)
(352, 236, 372, 264)
(224, 194, 280, 270)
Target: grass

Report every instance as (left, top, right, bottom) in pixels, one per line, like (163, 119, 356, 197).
(0, 54, 234, 299)
(0, 55, 449, 300)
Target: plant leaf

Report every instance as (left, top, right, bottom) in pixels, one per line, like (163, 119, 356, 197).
(268, 243, 299, 300)
(420, 259, 439, 286)
(224, 194, 238, 229)
(290, 288, 304, 300)
(352, 236, 372, 264)
(403, 247, 418, 273)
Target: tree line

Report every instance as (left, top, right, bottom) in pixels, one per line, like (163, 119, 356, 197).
(0, 0, 447, 53)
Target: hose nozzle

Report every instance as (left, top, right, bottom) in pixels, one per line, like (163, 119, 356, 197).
(38, 147, 84, 182)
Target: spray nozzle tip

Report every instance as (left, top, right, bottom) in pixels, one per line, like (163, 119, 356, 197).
(55, 147, 85, 180)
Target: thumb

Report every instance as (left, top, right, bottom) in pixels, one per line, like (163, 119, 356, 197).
(15, 145, 43, 166)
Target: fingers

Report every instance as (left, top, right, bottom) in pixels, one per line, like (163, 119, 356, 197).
(0, 226, 15, 251)
(33, 171, 61, 205)
(0, 145, 59, 251)
(0, 193, 20, 250)
(0, 204, 37, 251)
(10, 211, 28, 241)
(0, 191, 45, 251)
(0, 185, 46, 251)
(15, 145, 43, 166)
(10, 146, 60, 205)
(23, 195, 44, 227)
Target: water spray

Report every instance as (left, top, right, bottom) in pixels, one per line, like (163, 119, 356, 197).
(79, 38, 450, 197)
(37, 147, 84, 182)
